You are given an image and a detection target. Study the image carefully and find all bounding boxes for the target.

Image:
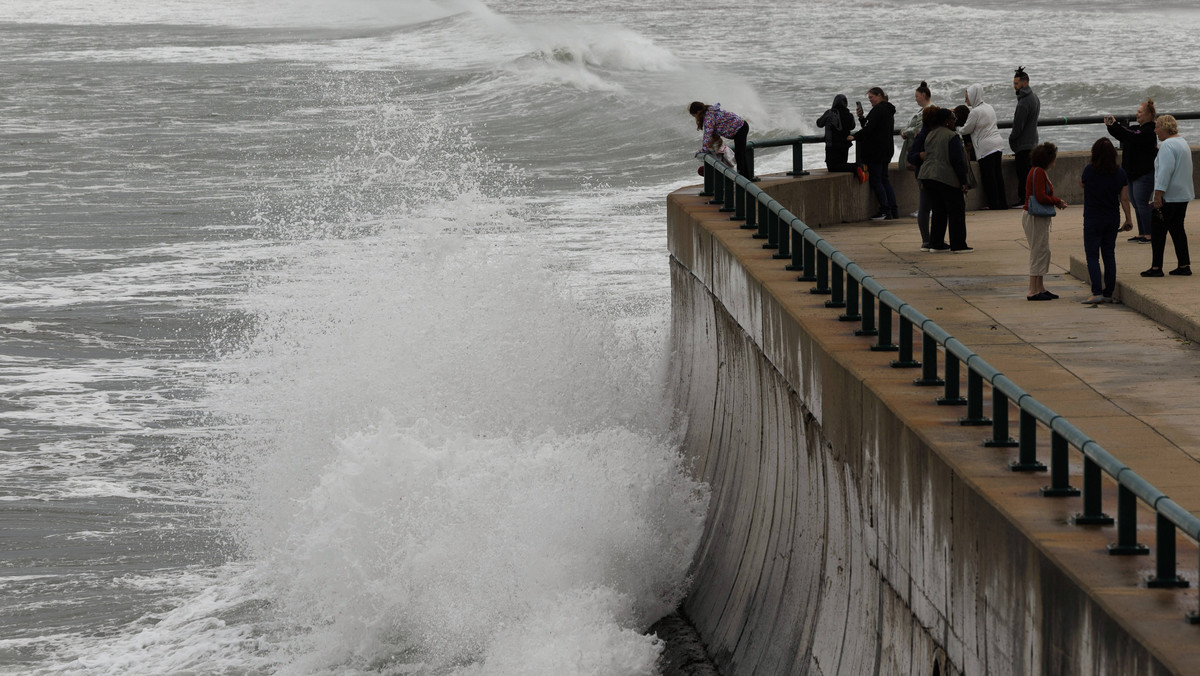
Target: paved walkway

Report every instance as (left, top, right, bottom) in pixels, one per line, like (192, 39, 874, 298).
(800, 199, 1200, 496)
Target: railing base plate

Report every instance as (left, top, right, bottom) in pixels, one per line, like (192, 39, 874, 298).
(1107, 543, 1150, 556)
(1073, 513, 1115, 526)
(1040, 486, 1081, 498)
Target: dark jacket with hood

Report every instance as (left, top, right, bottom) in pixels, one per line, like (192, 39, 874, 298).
(856, 99, 897, 164)
(1009, 85, 1040, 152)
(816, 94, 856, 150)
(1107, 120, 1158, 181)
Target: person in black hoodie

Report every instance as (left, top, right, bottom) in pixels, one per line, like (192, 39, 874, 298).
(850, 87, 898, 220)
(816, 94, 857, 172)
(1105, 98, 1158, 242)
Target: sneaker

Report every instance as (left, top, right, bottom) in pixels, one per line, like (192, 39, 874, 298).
(1081, 295, 1104, 304)
(919, 243, 930, 252)
(928, 244, 951, 252)
(869, 211, 888, 221)
(855, 166, 869, 184)
(1169, 266, 1192, 276)
(951, 247, 974, 254)
(1141, 268, 1164, 277)
(1103, 296, 1118, 303)
(909, 211, 919, 218)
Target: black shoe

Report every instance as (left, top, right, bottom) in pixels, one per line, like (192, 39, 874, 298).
(1026, 291, 1054, 301)
(928, 244, 951, 252)
(869, 211, 888, 221)
(1141, 268, 1164, 277)
(951, 247, 974, 254)
(1169, 266, 1192, 276)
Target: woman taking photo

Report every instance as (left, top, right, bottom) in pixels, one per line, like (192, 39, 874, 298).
(1079, 137, 1133, 303)
(1023, 142, 1069, 300)
(689, 101, 750, 177)
(849, 87, 898, 220)
(1104, 98, 1157, 243)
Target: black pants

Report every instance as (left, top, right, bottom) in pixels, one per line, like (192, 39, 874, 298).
(924, 179, 968, 249)
(732, 122, 750, 177)
(824, 144, 856, 172)
(1151, 201, 1190, 268)
(978, 152, 1007, 210)
(1014, 149, 1031, 202)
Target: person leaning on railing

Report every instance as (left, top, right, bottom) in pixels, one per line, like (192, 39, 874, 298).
(689, 101, 750, 177)
(1142, 114, 1194, 277)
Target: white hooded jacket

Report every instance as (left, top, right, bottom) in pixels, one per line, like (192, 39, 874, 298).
(958, 84, 1004, 159)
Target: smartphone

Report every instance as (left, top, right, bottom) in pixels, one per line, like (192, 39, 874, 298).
(855, 101, 863, 113)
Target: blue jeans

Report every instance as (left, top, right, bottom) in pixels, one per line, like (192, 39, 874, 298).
(1083, 222, 1118, 296)
(1129, 173, 1154, 237)
(867, 162, 897, 215)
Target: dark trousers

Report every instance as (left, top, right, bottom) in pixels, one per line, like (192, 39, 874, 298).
(1129, 173, 1154, 237)
(732, 122, 750, 177)
(978, 152, 1008, 210)
(924, 179, 968, 249)
(1151, 201, 1190, 268)
(867, 161, 897, 215)
(824, 144, 856, 172)
(1083, 222, 1118, 296)
(1013, 149, 1032, 202)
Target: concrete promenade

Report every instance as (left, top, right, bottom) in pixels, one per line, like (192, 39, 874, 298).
(669, 170, 1200, 673)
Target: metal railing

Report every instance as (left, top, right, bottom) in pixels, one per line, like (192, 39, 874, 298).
(744, 111, 1200, 179)
(696, 152, 1200, 620)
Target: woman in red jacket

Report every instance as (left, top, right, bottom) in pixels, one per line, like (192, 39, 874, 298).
(1023, 142, 1069, 300)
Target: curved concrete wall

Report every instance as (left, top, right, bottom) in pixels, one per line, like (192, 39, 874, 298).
(667, 186, 1179, 674)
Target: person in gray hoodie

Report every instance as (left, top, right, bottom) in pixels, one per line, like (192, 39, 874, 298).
(960, 84, 1007, 210)
(1009, 66, 1040, 204)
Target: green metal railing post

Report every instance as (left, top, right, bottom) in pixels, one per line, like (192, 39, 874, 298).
(891, 316, 919, 367)
(710, 166, 725, 205)
(983, 390, 1018, 446)
(787, 141, 808, 176)
(1041, 432, 1079, 497)
(1147, 513, 1190, 588)
(787, 223, 803, 271)
(810, 251, 831, 295)
(700, 161, 714, 197)
(915, 332, 944, 386)
(1107, 485, 1149, 555)
(871, 301, 898, 352)
(797, 238, 817, 282)
(937, 353, 965, 403)
(855, 288, 877, 336)
(774, 211, 791, 259)
(1011, 409, 1047, 472)
(825, 263, 846, 308)
(758, 199, 774, 243)
(720, 173, 735, 212)
(733, 181, 748, 223)
(840, 276, 861, 322)
(959, 368, 990, 424)
(1074, 457, 1113, 525)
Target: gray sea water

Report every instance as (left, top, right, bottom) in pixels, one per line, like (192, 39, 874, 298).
(2, 0, 1198, 673)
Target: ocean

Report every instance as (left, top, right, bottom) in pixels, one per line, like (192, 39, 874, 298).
(2, 1, 1198, 674)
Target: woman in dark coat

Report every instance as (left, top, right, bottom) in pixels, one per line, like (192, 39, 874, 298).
(849, 87, 898, 220)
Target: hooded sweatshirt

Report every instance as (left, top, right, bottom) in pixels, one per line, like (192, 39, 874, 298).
(958, 84, 1004, 159)
(856, 99, 897, 164)
(816, 94, 855, 149)
(1009, 84, 1040, 152)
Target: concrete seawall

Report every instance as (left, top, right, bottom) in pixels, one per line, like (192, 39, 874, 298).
(667, 152, 1200, 674)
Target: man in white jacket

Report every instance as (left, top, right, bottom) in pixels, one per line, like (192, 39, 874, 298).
(959, 84, 1008, 210)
